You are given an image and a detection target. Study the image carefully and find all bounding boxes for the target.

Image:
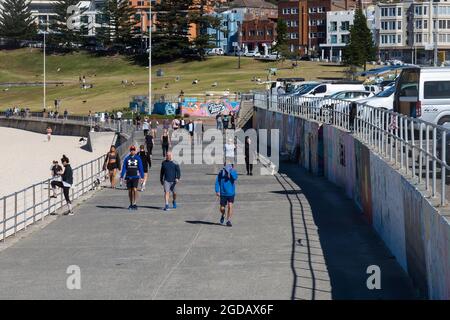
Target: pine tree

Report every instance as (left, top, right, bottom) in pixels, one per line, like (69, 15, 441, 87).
(49, 0, 86, 48)
(98, 0, 136, 48)
(190, 0, 221, 59)
(152, 0, 193, 62)
(0, 0, 36, 44)
(273, 19, 289, 59)
(343, 8, 377, 70)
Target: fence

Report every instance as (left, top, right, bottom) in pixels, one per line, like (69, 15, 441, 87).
(254, 91, 450, 207)
(0, 112, 136, 135)
(0, 130, 136, 243)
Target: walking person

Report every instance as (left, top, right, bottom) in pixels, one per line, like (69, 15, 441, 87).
(172, 117, 180, 131)
(150, 118, 159, 138)
(224, 138, 236, 164)
(160, 151, 181, 211)
(46, 126, 53, 142)
(230, 112, 236, 129)
(222, 113, 229, 131)
(216, 113, 222, 130)
(120, 146, 144, 210)
(215, 163, 238, 227)
(142, 118, 150, 136)
(138, 145, 152, 192)
(187, 120, 195, 144)
(245, 136, 254, 175)
(50, 155, 74, 215)
(145, 131, 154, 158)
(161, 129, 171, 158)
(180, 117, 186, 130)
(195, 119, 203, 145)
(103, 145, 121, 188)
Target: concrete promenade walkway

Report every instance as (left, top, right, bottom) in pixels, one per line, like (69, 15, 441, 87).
(0, 133, 416, 300)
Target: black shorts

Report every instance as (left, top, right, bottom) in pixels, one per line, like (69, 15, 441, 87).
(107, 163, 118, 171)
(126, 178, 139, 189)
(220, 195, 235, 207)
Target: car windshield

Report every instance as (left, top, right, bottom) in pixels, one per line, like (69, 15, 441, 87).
(296, 83, 318, 95)
(376, 86, 396, 97)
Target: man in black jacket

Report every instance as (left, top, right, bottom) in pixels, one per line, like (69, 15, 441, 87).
(160, 151, 181, 211)
(50, 155, 74, 215)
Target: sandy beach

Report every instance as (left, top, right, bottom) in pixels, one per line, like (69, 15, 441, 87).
(0, 127, 114, 198)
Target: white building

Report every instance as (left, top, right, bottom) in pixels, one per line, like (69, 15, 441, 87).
(319, 7, 376, 63)
(376, 0, 450, 65)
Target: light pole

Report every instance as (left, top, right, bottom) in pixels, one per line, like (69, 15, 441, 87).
(43, 30, 46, 111)
(148, 4, 152, 114)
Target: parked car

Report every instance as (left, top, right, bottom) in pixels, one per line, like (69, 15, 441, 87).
(314, 90, 374, 113)
(359, 85, 396, 110)
(207, 48, 224, 56)
(394, 67, 450, 127)
(244, 50, 261, 57)
(298, 81, 367, 98)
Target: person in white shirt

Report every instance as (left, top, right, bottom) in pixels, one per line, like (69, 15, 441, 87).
(142, 118, 150, 136)
(224, 138, 236, 164)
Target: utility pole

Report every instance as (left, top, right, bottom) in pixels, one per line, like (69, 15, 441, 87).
(148, 4, 152, 114)
(43, 30, 46, 110)
(238, 21, 242, 69)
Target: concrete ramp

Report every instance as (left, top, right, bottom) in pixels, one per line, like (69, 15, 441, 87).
(82, 131, 116, 153)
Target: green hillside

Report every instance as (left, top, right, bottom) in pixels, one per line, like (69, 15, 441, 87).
(0, 49, 349, 114)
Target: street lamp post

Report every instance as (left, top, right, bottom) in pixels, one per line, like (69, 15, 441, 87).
(147, 4, 152, 115)
(43, 30, 46, 111)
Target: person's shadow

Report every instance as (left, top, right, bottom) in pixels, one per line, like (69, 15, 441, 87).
(185, 220, 223, 227)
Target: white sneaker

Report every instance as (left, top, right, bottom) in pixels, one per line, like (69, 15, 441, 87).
(68, 211, 74, 216)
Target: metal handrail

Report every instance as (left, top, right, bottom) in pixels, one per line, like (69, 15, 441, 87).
(254, 91, 450, 207)
(0, 129, 136, 242)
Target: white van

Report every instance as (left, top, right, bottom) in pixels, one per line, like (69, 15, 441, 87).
(207, 48, 224, 56)
(300, 81, 366, 98)
(394, 67, 450, 126)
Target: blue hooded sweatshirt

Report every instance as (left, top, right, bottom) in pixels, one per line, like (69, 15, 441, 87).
(215, 165, 238, 197)
(120, 154, 144, 180)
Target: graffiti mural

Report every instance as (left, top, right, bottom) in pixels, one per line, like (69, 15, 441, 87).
(181, 98, 240, 117)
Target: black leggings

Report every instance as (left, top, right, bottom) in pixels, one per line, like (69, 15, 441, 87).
(51, 181, 71, 204)
(162, 144, 169, 157)
(245, 157, 253, 174)
(147, 144, 153, 155)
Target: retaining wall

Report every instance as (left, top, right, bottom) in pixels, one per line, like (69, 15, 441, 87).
(0, 117, 91, 137)
(254, 107, 450, 299)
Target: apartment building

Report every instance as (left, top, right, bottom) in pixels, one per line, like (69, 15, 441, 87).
(376, 0, 450, 64)
(319, 6, 376, 62)
(278, 0, 357, 56)
(241, 16, 277, 53)
(278, 0, 308, 55)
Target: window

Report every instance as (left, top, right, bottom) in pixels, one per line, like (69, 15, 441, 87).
(341, 34, 350, 43)
(341, 21, 350, 31)
(398, 21, 402, 30)
(314, 85, 327, 94)
(424, 20, 428, 29)
(415, 33, 423, 43)
(330, 21, 337, 31)
(424, 81, 450, 99)
(292, 8, 298, 14)
(257, 30, 264, 36)
(331, 35, 337, 44)
(416, 20, 423, 29)
(282, 8, 290, 14)
(398, 7, 402, 16)
(290, 33, 298, 39)
(398, 35, 402, 43)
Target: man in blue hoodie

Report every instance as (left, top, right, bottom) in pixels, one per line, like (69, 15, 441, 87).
(215, 163, 238, 227)
(120, 146, 144, 210)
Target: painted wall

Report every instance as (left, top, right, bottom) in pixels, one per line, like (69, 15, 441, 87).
(181, 98, 240, 117)
(253, 107, 450, 299)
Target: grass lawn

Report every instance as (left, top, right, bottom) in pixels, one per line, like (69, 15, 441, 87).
(0, 49, 354, 114)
